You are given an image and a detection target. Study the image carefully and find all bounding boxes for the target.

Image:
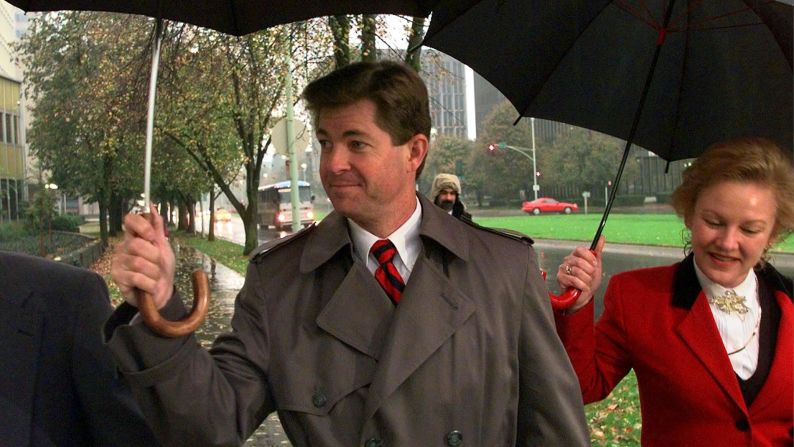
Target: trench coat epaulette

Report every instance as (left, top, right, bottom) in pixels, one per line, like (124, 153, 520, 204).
(249, 223, 317, 264)
(458, 217, 534, 245)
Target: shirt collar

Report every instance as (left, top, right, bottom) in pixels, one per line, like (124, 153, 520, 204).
(693, 258, 758, 305)
(348, 196, 423, 270)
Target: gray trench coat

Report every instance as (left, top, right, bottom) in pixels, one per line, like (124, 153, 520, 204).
(106, 194, 589, 446)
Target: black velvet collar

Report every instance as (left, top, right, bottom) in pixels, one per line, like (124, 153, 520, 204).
(671, 253, 793, 309)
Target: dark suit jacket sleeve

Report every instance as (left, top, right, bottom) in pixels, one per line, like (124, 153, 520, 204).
(555, 274, 633, 404)
(71, 270, 161, 446)
(105, 261, 273, 447)
(516, 246, 590, 446)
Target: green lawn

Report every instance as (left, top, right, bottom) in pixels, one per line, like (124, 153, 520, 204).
(473, 213, 794, 253)
(180, 233, 250, 274)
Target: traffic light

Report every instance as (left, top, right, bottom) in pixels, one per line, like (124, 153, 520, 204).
(536, 171, 541, 177)
(487, 143, 497, 152)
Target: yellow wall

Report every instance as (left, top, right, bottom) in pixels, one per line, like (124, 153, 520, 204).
(0, 76, 23, 181)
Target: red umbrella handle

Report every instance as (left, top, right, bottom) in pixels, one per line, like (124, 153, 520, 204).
(549, 287, 583, 311)
(541, 248, 596, 311)
(135, 212, 210, 337)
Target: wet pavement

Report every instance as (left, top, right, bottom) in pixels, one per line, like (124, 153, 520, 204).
(171, 242, 292, 447)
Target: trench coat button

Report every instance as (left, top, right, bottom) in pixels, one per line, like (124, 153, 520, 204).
(312, 390, 327, 408)
(735, 417, 750, 431)
(364, 437, 383, 447)
(446, 430, 463, 446)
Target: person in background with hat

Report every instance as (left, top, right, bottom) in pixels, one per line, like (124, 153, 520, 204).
(556, 137, 793, 446)
(429, 173, 471, 221)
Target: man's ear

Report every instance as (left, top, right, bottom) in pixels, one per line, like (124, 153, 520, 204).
(406, 133, 429, 173)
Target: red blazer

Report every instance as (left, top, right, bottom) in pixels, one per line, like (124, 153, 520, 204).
(556, 256, 793, 446)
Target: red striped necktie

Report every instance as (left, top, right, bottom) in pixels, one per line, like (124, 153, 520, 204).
(370, 239, 405, 305)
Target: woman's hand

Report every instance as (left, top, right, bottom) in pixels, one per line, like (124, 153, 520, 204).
(557, 236, 605, 312)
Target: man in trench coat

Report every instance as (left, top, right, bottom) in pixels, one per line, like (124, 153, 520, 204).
(107, 60, 589, 446)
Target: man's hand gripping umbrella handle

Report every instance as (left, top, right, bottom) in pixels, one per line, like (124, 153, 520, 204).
(136, 212, 210, 337)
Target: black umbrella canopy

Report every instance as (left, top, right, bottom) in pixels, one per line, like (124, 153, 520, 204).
(423, 0, 793, 162)
(8, 0, 438, 36)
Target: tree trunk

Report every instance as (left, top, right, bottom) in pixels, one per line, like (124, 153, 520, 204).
(208, 189, 216, 241)
(404, 17, 426, 72)
(243, 211, 258, 255)
(187, 199, 196, 234)
(177, 198, 189, 232)
(108, 192, 122, 236)
(242, 182, 260, 255)
(360, 15, 377, 62)
(98, 196, 109, 248)
(160, 201, 168, 225)
(329, 15, 351, 68)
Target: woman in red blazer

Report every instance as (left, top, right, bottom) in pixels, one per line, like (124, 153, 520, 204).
(555, 138, 793, 446)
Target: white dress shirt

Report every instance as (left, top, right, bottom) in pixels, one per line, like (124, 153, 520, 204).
(694, 261, 761, 380)
(348, 197, 423, 282)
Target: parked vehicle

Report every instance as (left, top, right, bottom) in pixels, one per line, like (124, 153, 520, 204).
(257, 180, 315, 230)
(521, 197, 578, 215)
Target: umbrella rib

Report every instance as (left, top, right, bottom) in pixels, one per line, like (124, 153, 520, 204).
(615, 0, 660, 29)
(669, 0, 705, 30)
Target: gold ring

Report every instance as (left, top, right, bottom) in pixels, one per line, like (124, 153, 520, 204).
(564, 264, 573, 275)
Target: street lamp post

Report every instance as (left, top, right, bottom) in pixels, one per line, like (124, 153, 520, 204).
(495, 142, 540, 200)
(530, 118, 538, 201)
(44, 183, 58, 253)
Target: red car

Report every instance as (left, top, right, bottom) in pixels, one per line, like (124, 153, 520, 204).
(522, 197, 578, 215)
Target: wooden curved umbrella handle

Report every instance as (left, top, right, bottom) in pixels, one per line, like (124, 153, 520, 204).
(134, 212, 210, 337)
(136, 270, 210, 337)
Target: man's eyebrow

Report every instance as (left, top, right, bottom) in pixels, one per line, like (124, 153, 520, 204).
(315, 128, 368, 138)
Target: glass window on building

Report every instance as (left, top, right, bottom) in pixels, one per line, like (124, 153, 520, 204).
(4, 114, 11, 144)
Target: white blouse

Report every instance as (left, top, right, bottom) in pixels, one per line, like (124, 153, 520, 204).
(694, 261, 760, 380)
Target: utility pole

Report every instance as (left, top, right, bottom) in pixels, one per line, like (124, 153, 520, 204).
(492, 142, 540, 199)
(530, 118, 538, 200)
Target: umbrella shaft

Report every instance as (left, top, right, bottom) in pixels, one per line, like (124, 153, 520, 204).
(144, 19, 164, 210)
(591, 0, 678, 250)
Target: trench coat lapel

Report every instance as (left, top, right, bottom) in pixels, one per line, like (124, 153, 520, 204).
(305, 212, 395, 360)
(675, 294, 746, 410)
(748, 290, 793, 413)
(316, 262, 395, 360)
(363, 250, 476, 420)
(0, 257, 42, 444)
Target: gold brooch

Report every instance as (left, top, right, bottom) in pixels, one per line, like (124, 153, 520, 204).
(709, 289, 749, 319)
